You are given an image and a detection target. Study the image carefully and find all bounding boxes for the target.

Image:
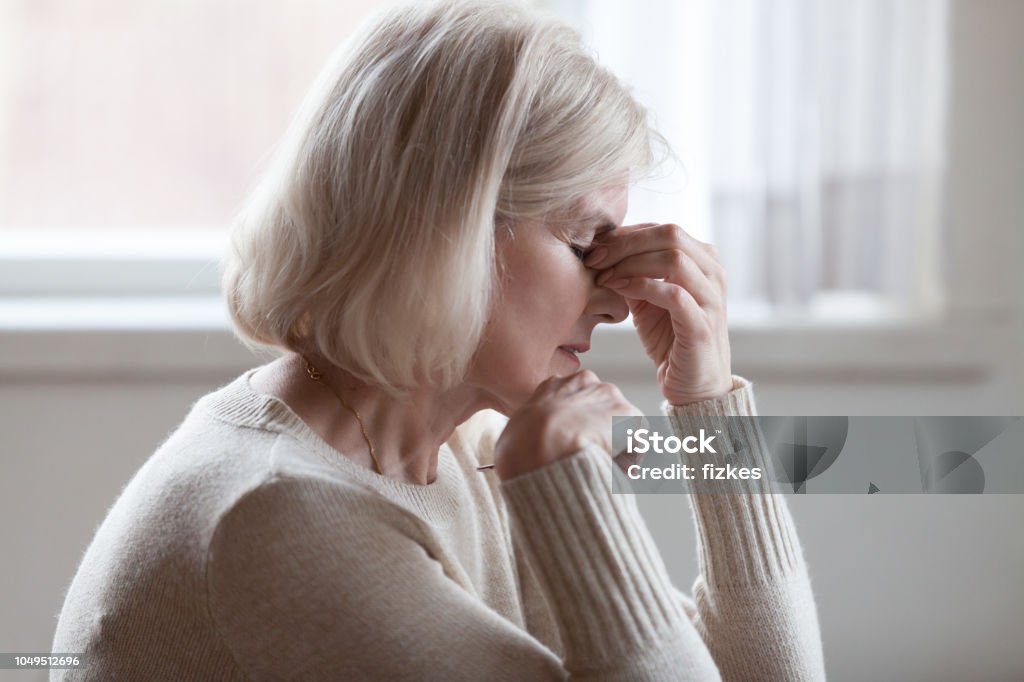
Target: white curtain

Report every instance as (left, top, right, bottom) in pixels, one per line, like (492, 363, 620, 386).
(546, 0, 949, 321)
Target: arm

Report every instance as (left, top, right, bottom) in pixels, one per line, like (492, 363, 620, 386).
(663, 375, 827, 681)
(500, 444, 720, 680)
(205, 469, 712, 681)
(205, 477, 567, 681)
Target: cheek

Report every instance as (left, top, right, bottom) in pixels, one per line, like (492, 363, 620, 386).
(476, 294, 565, 371)
(469, 285, 588, 403)
(468, 322, 553, 406)
(490, 239, 589, 347)
(504, 272, 582, 337)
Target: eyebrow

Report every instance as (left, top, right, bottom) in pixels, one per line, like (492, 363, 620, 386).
(575, 211, 619, 236)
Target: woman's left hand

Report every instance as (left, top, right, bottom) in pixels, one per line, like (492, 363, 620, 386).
(584, 223, 733, 405)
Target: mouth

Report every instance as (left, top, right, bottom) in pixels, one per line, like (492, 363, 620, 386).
(557, 343, 589, 367)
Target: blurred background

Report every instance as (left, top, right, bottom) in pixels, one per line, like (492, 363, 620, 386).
(1, 1, 1021, 680)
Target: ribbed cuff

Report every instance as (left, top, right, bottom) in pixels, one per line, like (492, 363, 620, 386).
(499, 443, 689, 669)
(662, 375, 807, 589)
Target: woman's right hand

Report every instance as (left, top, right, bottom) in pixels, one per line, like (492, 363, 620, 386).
(493, 369, 643, 481)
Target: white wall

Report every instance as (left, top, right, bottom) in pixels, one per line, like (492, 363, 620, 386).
(2, 338, 1021, 682)
(1, 1, 1022, 680)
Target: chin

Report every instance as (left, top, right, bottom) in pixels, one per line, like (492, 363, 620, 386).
(479, 361, 570, 416)
(482, 378, 538, 417)
(505, 374, 555, 413)
(552, 360, 577, 376)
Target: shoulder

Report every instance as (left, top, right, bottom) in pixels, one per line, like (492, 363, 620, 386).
(204, 474, 430, 610)
(208, 474, 423, 557)
(202, 475, 452, 675)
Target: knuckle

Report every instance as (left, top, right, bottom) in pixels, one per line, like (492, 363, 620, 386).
(670, 286, 690, 307)
(710, 261, 727, 285)
(673, 225, 688, 247)
(624, 404, 643, 418)
(602, 382, 625, 399)
(661, 223, 685, 246)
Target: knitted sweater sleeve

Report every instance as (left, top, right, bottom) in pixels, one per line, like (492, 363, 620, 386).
(499, 375, 826, 681)
(661, 375, 827, 680)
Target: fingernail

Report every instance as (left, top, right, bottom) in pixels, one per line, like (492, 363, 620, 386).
(584, 246, 607, 267)
(605, 277, 631, 289)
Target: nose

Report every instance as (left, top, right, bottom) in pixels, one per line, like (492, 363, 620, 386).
(585, 279, 630, 325)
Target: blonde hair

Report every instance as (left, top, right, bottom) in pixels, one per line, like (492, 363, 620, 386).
(223, 0, 663, 398)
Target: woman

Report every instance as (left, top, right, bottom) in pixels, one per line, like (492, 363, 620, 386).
(52, 0, 825, 679)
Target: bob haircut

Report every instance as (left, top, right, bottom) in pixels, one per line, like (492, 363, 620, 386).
(223, 0, 664, 399)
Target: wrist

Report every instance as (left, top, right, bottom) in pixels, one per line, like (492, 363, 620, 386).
(665, 376, 737, 406)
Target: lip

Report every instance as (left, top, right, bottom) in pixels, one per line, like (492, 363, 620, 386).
(558, 347, 582, 368)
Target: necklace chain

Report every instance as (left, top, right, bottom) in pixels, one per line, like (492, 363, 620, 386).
(302, 357, 383, 476)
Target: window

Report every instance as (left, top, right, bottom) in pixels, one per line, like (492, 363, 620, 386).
(547, 0, 951, 325)
(0, 1, 982, 343)
(0, 1, 403, 308)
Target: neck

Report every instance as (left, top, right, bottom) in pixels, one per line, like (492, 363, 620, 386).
(263, 353, 502, 486)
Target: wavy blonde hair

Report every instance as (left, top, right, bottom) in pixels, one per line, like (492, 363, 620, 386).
(223, 0, 664, 398)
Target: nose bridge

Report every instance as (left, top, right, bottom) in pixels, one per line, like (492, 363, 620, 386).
(587, 282, 630, 324)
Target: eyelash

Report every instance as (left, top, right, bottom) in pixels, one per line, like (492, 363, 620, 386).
(570, 244, 589, 261)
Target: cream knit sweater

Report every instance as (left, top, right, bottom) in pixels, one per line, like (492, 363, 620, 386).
(51, 368, 826, 680)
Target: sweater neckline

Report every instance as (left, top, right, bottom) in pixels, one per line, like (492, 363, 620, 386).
(197, 365, 464, 527)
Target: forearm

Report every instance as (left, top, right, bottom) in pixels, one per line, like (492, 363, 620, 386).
(664, 377, 827, 681)
(687, 492, 825, 681)
(500, 444, 718, 680)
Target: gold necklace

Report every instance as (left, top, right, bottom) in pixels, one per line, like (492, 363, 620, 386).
(302, 356, 383, 476)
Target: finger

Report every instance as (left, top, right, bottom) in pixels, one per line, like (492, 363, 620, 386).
(582, 222, 659, 268)
(586, 223, 724, 285)
(594, 249, 720, 308)
(530, 371, 584, 403)
(604, 277, 715, 341)
(572, 369, 602, 388)
(548, 369, 601, 398)
(545, 368, 597, 389)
